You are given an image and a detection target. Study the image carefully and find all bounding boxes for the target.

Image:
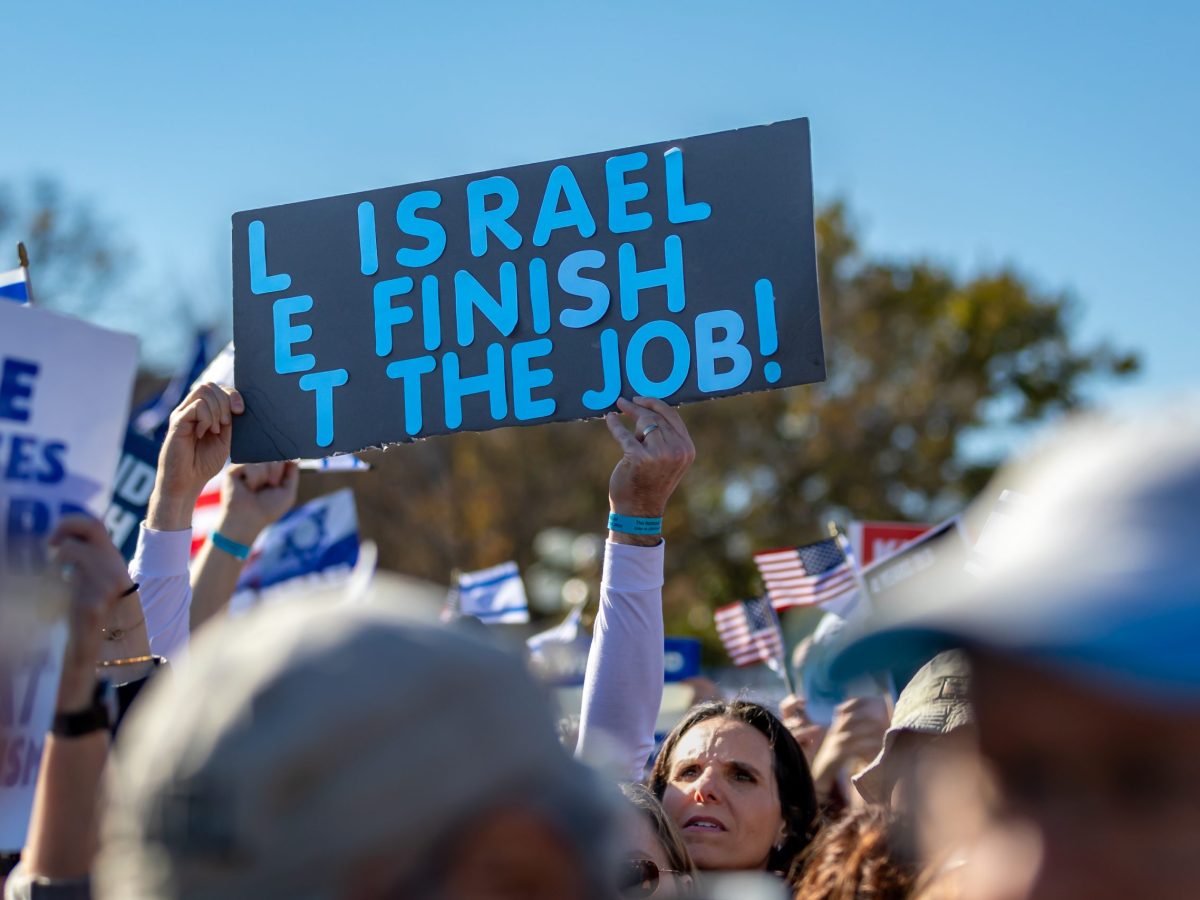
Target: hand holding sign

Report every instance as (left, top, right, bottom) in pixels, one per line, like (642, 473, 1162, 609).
(218, 461, 300, 546)
(149, 382, 244, 531)
(48, 515, 139, 713)
(605, 396, 694, 546)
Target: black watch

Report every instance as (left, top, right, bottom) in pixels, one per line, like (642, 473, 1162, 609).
(52, 678, 117, 737)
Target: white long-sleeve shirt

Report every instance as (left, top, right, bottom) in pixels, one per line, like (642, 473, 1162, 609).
(575, 540, 665, 783)
(129, 524, 193, 660)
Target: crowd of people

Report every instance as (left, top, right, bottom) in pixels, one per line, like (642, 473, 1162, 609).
(1, 376, 1197, 900)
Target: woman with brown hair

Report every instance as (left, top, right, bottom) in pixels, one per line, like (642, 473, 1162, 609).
(791, 805, 917, 899)
(578, 401, 821, 888)
(648, 700, 820, 887)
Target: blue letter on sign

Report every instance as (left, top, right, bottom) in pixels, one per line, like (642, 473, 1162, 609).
(605, 152, 652, 234)
(454, 263, 519, 346)
(466, 176, 522, 257)
(442, 343, 507, 429)
(373, 277, 415, 357)
(386, 355, 437, 436)
(396, 190, 447, 268)
(618, 236, 685, 321)
(273, 295, 316, 374)
(582, 329, 621, 411)
(625, 319, 690, 398)
(533, 165, 596, 246)
(511, 338, 556, 421)
(0, 358, 39, 423)
(664, 148, 711, 224)
(557, 250, 610, 329)
(299, 368, 349, 448)
(694, 309, 751, 392)
(248, 220, 292, 295)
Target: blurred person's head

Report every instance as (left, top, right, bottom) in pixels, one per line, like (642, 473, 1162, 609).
(95, 596, 620, 900)
(620, 783, 695, 897)
(853, 650, 975, 811)
(790, 805, 917, 899)
(833, 404, 1200, 900)
(648, 700, 818, 881)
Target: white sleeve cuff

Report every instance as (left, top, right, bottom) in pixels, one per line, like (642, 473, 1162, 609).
(602, 539, 665, 592)
(130, 524, 194, 578)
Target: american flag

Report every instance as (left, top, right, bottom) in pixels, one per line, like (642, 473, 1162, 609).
(754, 537, 857, 611)
(714, 597, 785, 667)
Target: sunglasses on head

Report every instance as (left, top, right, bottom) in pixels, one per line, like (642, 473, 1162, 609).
(619, 858, 687, 897)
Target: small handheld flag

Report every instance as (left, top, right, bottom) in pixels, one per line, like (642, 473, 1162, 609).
(754, 537, 857, 611)
(228, 488, 360, 612)
(714, 597, 786, 668)
(456, 561, 530, 624)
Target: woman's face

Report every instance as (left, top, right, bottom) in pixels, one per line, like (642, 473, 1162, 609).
(659, 717, 785, 871)
(624, 813, 690, 898)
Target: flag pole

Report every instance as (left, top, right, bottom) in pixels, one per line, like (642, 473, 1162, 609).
(766, 602, 796, 696)
(827, 520, 875, 609)
(828, 520, 896, 706)
(766, 655, 795, 696)
(16, 242, 36, 304)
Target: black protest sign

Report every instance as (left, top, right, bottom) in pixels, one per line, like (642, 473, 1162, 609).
(231, 119, 824, 462)
(861, 518, 971, 607)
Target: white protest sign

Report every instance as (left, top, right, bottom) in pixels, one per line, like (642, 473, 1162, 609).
(0, 302, 137, 850)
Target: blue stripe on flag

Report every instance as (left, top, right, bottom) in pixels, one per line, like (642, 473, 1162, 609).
(0, 282, 29, 303)
(461, 569, 520, 591)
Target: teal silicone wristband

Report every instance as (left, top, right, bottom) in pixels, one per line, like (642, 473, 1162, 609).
(607, 513, 663, 536)
(211, 531, 252, 561)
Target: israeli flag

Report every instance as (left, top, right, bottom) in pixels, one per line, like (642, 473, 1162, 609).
(0, 267, 30, 304)
(229, 488, 360, 613)
(459, 561, 530, 624)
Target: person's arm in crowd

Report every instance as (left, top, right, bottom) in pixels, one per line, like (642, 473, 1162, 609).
(21, 517, 137, 884)
(131, 382, 244, 658)
(780, 693, 829, 767)
(576, 397, 695, 781)
(189, 461, 298, 633)
(807, 696, 890, 806)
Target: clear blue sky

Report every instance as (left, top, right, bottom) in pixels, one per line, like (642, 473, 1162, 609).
(6, 1, 1197, 409)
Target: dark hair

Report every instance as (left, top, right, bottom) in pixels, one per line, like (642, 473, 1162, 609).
(791, 806, 917, 899)
(648, 700, 819, 879)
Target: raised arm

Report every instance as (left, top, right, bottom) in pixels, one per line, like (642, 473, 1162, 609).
(21, 516, 138, 885)
(576, 397, 694, 781)
(189, 460, 298, 633)
(133, 382, 244, 658)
